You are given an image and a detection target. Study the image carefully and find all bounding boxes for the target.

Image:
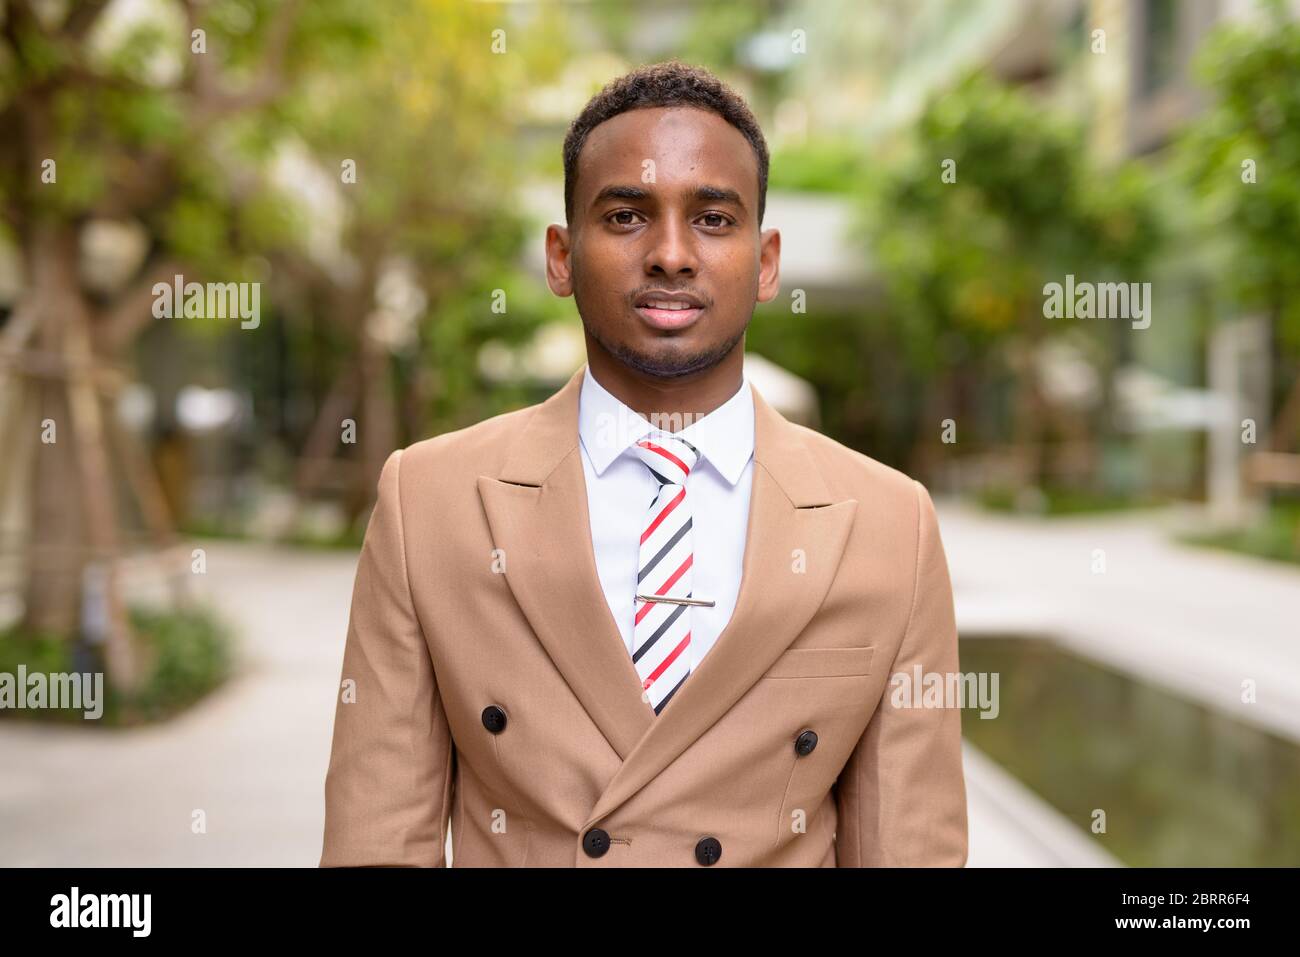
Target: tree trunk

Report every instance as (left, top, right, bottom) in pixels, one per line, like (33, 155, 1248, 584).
(19, 221, 139, 690)
(22, 223, 86, 636)
(1009, 336, 1048, 491)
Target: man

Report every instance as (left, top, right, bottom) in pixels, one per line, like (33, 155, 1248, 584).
(320, 60, 967, 867)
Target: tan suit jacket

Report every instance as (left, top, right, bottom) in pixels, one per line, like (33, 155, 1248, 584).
(320, 363, 967, 867)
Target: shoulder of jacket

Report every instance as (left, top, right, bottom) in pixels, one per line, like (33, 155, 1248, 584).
(784, 421, 926, 507)
(391, 401, 542, 479)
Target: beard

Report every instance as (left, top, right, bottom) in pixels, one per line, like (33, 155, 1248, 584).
(576, 296, 746, 380)
(598, 322, 745, 378)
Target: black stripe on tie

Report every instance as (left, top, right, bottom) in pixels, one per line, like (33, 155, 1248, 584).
(654, 671, 688, 714)
(636, 517, 692, 584)
(631, 600, 688, 664)
(645, 465, 673, 485)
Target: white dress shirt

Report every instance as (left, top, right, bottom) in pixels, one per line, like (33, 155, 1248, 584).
(578, 363, 755, 673)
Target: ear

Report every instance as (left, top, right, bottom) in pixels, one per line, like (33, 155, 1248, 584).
(545, 223, 574, 297)
(756, 227, 781, 304)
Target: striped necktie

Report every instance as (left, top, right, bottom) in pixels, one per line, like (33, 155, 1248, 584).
(630, 431, 700, 715)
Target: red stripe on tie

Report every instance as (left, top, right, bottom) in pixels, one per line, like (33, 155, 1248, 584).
(633, 552, 693, 626)
(656, 553, 692, 595)
(643, 632, 691, 688)
(635, 597, 654, 625)
(637, 440, 690, 476)
(640, 486, 685, 544)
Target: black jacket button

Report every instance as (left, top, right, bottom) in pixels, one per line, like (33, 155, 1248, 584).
(481, 705, 507, 733)
(583, 827, 610, 858)
(795, 729, 818, 756)
(695, 836, 722, 866)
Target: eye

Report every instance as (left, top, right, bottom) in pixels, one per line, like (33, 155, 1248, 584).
(697, 212, 734, 229)
(607, 209, 644, 228)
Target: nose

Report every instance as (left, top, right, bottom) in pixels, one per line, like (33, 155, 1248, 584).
(643, 214, 698, 279)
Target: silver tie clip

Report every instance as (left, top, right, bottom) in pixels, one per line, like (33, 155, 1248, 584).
(634, 593, 716, 607)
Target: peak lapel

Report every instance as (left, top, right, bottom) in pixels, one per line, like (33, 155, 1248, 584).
(476, 365, 655, 761)
(583, 379, 858, 828)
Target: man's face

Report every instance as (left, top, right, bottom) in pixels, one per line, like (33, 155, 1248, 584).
(546, 106, 780, 379)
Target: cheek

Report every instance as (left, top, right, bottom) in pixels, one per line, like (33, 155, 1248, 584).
(708, 258, 760, 312)
(574, 253, 621, 301)
(578, 244, 633, 293)
(582, 231, 633, 267)
(704, 245, 758, 286)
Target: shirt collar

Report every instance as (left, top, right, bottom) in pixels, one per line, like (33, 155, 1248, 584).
(578, 363, 755, 486)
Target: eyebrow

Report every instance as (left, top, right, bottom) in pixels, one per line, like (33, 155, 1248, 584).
(590, 183, 747, 211)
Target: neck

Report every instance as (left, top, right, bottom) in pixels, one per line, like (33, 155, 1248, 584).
(585, 342, 745, 426)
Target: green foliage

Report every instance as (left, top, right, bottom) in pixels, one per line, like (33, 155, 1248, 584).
(289, 0, 564, 435)
(126, 605, 235, 720)
(99, 19, 173, 85)
(866, 73, 1162, 368)
(842, 74, 1168, 483)
(1178, 0, 1300, 355)
(0, 0, 373, 268)
(0, 605, 235, 726)
(745, 298, 916, 460)
(422, 262, 575, 433)
(768, 139, 870, 193)
(977, 484, 1170, 516)
(1181, 501, 1300, 565)
(677, 2, 771, 71)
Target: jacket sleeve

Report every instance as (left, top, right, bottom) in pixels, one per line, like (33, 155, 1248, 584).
(320, 448, 455, 866)
(833, 480, 968, 866)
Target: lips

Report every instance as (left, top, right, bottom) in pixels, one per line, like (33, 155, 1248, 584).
(633, 291, 706, 331)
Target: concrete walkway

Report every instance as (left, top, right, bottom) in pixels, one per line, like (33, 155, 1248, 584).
(0, 543, 350, 866)
(7, 509, 1261, 866)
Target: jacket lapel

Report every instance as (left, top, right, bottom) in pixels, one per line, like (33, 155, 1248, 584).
(477, 362, 858, 823)
(584, 375, 858, 826)
(477, 365, 654, 761)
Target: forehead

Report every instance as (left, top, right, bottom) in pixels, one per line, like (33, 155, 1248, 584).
(576, 106, 758, 202)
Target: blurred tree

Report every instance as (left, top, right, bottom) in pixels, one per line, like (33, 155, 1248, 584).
(862, 74, 1162, 489)
(0, 0, 369, 689)
(285, 0, 561, 524)
(1181, 0, 1300, 454)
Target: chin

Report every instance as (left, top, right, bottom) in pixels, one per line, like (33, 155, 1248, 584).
(613, 340, 731, 379)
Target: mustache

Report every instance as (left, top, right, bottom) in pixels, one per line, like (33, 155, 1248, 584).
(631, 288, 711, 306)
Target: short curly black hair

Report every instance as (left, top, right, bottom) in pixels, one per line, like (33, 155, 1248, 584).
(562, 59, 769, 227)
